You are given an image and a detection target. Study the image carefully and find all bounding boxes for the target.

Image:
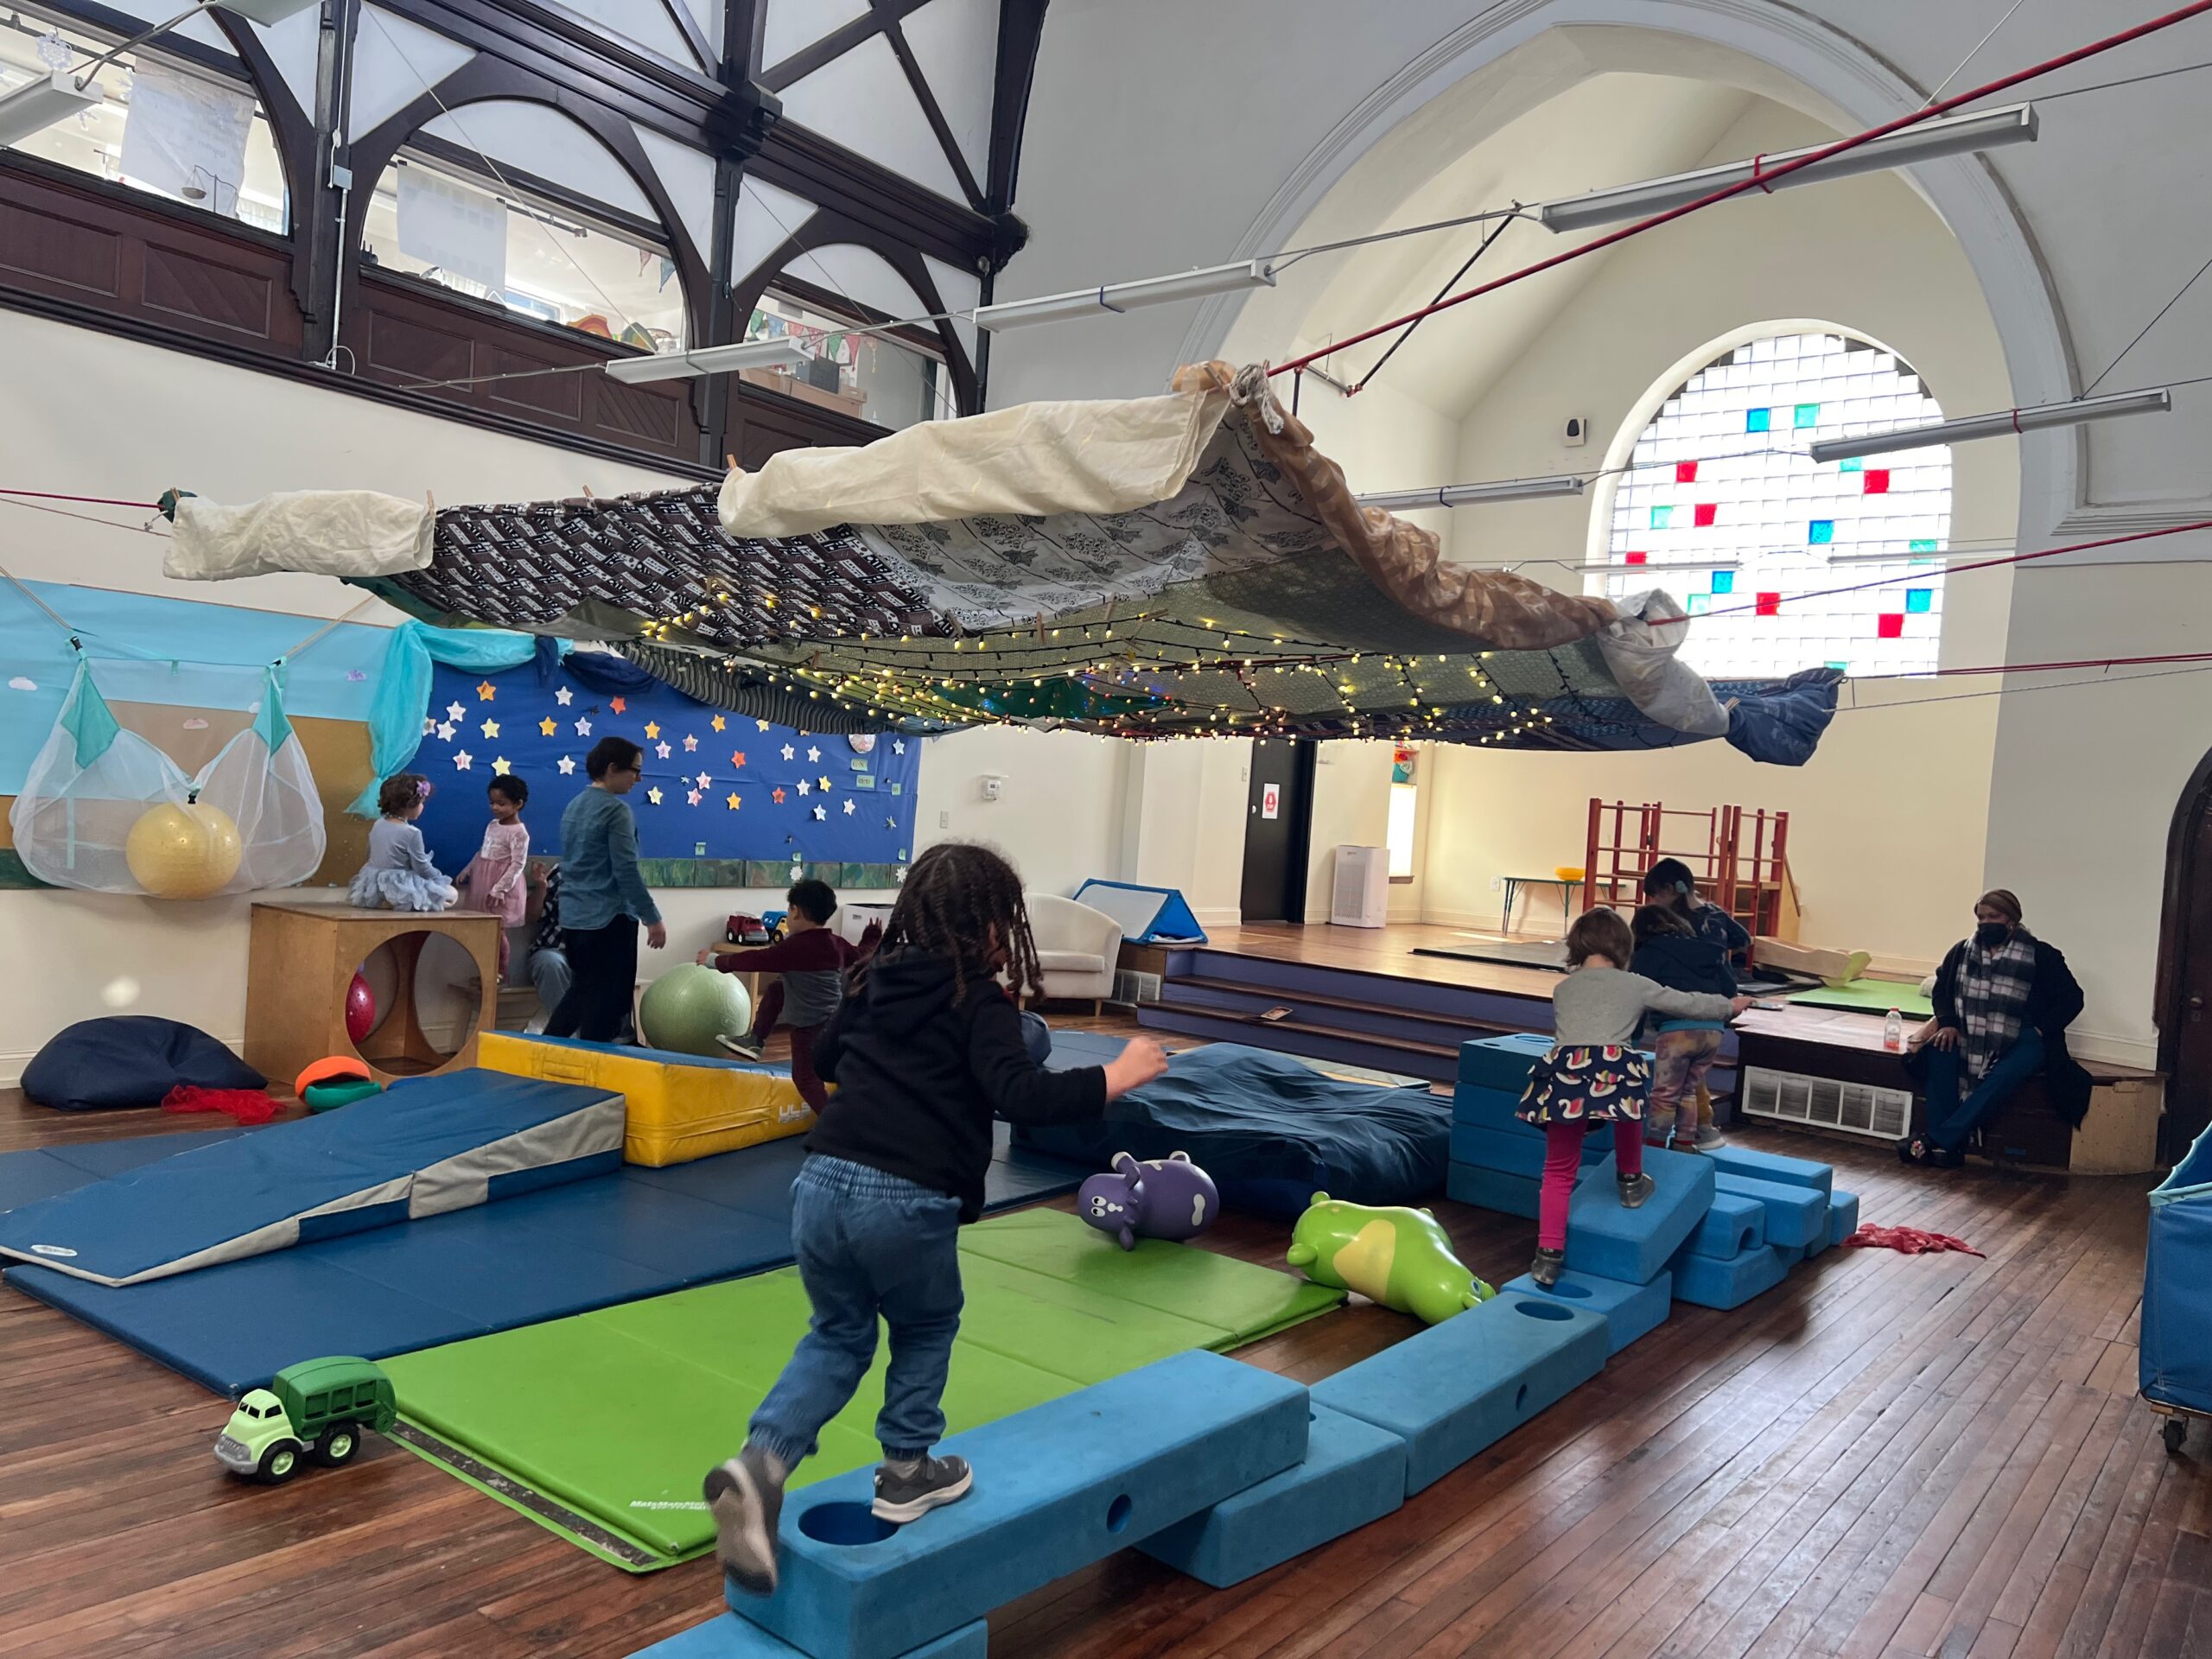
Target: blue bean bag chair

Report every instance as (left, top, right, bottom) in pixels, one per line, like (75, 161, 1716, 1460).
(22, 1017, 266, 1111)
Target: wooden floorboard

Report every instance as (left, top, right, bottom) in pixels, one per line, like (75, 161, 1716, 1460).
(0, 1007, 2203, 1658)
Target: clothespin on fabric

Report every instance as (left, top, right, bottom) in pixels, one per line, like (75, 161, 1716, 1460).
(724, 454, 738, 472)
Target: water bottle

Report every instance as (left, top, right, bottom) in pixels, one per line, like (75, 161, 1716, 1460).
(1884, 1008, 1904, 1052)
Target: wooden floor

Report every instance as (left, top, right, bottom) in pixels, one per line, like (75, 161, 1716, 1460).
(1, 1013, 2205, 1658)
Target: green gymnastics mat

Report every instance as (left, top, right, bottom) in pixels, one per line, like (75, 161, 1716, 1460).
(1785, 977, 1934, 1018)
(379, 1209, 1343, 1569)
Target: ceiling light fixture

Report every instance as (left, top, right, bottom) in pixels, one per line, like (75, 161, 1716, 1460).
(973, 259, 1277, 332)
(1534, 104, 2039, 234)
(0, 69, 103, 148)
(1808, 386, 2171, 462)
(1356, 475, 1588, 512)
(605, 339, 810, 385)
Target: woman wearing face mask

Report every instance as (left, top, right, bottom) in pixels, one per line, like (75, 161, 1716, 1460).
(1897, 889, 2090, 1168)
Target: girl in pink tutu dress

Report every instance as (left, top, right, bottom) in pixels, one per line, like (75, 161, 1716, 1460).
(459, 774, 531, 975)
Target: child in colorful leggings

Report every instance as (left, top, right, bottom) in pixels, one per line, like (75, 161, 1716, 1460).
(1630, 903, 1739, 1149)
(1517, 909, 1749, 1287)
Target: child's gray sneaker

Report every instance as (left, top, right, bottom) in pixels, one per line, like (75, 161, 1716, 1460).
(704, 1443, 784, 1595)
(873, 1453, 973, 1522)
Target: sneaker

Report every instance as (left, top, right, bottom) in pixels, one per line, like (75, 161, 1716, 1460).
(703, 1445, 784, 1596)
(1618, 1172, 1656, 1209)
(1694, 1126, 1726, 1150)
(1529, 1247, 1566, 1289)
(872, 1453, 973, 1523)
(716, 1033, 766, 1060)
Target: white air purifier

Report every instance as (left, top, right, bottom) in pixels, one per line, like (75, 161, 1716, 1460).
(1330, 845, 1389, 928)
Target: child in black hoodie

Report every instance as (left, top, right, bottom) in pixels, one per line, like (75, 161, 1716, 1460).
(704, 842, 1168, 1595)
(1630, 903, 1738, 1150)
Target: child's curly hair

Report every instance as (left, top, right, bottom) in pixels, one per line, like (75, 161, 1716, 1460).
(869, 842, 1041, 1006)
(377, 773, 428, 817)
(1565, 906, 1635, 969)
(1630, 902, 1693, 949)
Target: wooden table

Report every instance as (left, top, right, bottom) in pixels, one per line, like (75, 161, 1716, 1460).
(1499, 874, 1581, 937)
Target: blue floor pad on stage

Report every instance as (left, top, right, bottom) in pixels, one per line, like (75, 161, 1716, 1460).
(3, 1124, 1089, 1397)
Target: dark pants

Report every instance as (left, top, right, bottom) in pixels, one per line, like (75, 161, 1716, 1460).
(544, 917, 639, 1043)
(747, 982, 827, 1113)
(1924, 1028, 2045, 1150)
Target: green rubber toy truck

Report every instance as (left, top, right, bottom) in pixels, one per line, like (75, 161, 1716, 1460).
(213, 1356, 396, 1484)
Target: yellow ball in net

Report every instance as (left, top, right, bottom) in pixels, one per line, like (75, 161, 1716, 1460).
(125, 800, 244, 899)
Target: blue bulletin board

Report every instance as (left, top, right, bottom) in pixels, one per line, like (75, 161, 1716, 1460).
(414, 654, 919, 884)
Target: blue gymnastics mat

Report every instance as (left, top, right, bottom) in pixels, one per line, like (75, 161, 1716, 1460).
(3, 1124, 1088, 1396)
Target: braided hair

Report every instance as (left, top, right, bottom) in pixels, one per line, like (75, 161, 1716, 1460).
(868, 842, 1042, 1007)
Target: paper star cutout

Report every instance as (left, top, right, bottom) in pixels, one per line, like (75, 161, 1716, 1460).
(683, 734, 698, 753)
(575, 717, 593, 736)
(538, 716, 557, 736)
(492, 756, 511, 773)
(711, 715, 727, 732)
(887, 816, 898, 829)
(644, 721, 661, 740)
(436, 722, 455, 741)
(611, 696, 626, 715)
(656, 741, 672, 760)
(480, 718, 499, 739)
(811, 804, 827, 821)
(772, 787, 786, 804)
(892, 739, 906, 754)
(731, 750, 747, 768)
(686, 789, 702, 806)
(755, 719, 771, 732)
(453, 750, 474, 770)
(806, 746, 821, 763)
(695, 772, 711, 790)
(555, 687, 573, 706)
(476, 682, 496, 702)
(725, 792, 741, 810)
(446, 702, 467, 722)
(646, 786, 664, 805)
(557, 755, 576, 776)
(422, 717, 437, 736)
(842, 798, 855, 816)
(797, 780, 810, 797)
(780, 743, 795, 761)
(817, 775, 831, 792)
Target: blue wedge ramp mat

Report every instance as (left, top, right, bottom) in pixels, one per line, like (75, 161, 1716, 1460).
(1688, 1190, 1767, 1260)
(0, 1071, 624, 1285)
(1071, 878, 1207, 945)
(1715, 1172, 1827, 1250)
(629, 1615, 986, 1658)
(1457, 1033, 1555, 1093)
(1448, 1119, 1613, 1179)
(1670, 1238, 1792, 1309)
(1446, 1162, 1553, 1219)
(1704, 1143, 1833, 1197)
(5, 1122, 1087, 1396)
(1138, 1402, 1407, 1587)
(737, 1351, 1307, 1659)
(1499, 1267, 1671, 1355)
(1311, 1291, 1610, 1495)
(1563, 1147, 1714, 1287)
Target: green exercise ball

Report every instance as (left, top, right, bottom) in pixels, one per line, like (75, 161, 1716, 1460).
(638, 964, 752, 1058)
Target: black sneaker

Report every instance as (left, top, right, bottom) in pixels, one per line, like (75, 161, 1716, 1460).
(872, 1453, 973, 1523)
(703, 1445, 784, 1596)
(1529, 1247, 1566, 1288)
(1618, 1172, 1656, 1209)
(716, 1033, 766, 1060)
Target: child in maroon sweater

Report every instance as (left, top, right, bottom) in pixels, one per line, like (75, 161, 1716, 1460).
(700, 879, 855, 1113)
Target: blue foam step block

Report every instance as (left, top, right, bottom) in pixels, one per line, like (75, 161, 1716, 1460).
(1670, 1238, 1792, 1309)
(1803, 1188, 1859, 1259)
(1137, 1402, 1405, 1587)
(1498, 1266, 1670, 1355)
(1311, 1291, 1610, 1494)
(629, 1616, 984, 1658)
(1456, 1033, 1555, 1094)
(1703, 1144, 1833, 1197)
(1452, 1084, 1529, 1132)
(1714, 1173, 1827, 1249)
(1447, 1162, 1544, 1218)
(1449, 1121, 1611, 1179)
(736, 1351, 1307, 1659)
(1688, 1190, 1766, 1260)
(1562, 1147, 1714, 1287)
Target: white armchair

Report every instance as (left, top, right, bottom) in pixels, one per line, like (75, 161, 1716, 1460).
(1024, 893, 1122, 1010)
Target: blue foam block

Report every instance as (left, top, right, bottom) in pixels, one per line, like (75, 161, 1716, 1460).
(1562, 1148, 1714, 1286)
(1714, 1173, 1827, 1249)
(1827, 1188, 1859, 1246)
(1311, 1291, 1610, 1494)
(1447, 1161, 1544, 1218)
(1703, 1144, 1833, 1197)
(1456, 1033, 1554, 1093)
(628, 1615, 985, 1658)
(1497, 1267, 1670, 1355)
(1688, 1190, 1766, 1260)
(1449, 1122, 1610, 1179)
(737, 1351, 1307, 1659)
(1138, 1402, 1405, 1586)
(1669, 1239, 1791, 1309)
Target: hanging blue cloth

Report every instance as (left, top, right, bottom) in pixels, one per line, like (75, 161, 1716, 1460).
(347, 621, 559, 816)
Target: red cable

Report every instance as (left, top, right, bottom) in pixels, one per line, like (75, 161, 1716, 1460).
(0, 487, 162, 510)
(1272, 0, 2212, 380)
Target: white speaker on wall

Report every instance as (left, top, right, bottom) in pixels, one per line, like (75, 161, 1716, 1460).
(1330, 845, 1389, 928)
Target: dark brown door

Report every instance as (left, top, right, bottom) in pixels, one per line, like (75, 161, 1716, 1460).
(1240, 740, 1314, 925)
(2161, 767, 2212, 1158)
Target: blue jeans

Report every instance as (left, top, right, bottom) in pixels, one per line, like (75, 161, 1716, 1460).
(1923, 1028, 2045, 1150)
(749, 1156, 964, 1468)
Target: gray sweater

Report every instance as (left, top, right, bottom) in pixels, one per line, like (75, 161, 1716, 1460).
(1551, 966, 1734, 1047)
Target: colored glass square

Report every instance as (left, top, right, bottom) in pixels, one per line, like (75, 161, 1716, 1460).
(1756, 593, 1782, 617)
(1675, 461, 1699, 484)
(1794, 403, 1820, 428)
(1746, 408, 1771, 433)
(1687, 594, 1711, 614)
(1909, 538, 1939, 552)
(1863, 469, 1891, 494)
(1694, 503, 1718, 528)
(1624, 550, 1648, 565)
(1649, 505, 1674, 530)
(1709, 570, 1734, 594)
(1826, 660, 1850, 673)
(1876, 613, 1905, 639)
(1840, 457, 1864, 474)
(1808, 519, 1835, 544)
(1904, 588, 1933, 613)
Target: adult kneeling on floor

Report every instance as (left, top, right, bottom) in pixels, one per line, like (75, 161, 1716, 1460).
(1898, 888, 2089, 1169)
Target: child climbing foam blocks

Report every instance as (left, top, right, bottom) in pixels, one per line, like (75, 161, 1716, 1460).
(1498, 1266, 1671, 1355)
(1456, 1032, 1556, 1094)
(1449, 1121, 1612, 1179)
(1447, 1162, 1547, 1219)
(1702, 1143, 1833, 1198)
(1137, 1403, 1407, 1587)
(1687, 1190, 1767, 1260)
(1669, 1236, 1791, 1310)
(734, 1351, 1306, 1659)
(1714, 1173, 1827, 1250)
(1311, 1291, 1609, 1495)
(1561, 1147, 1714, 1287)
(627, 1615, 984, 1658)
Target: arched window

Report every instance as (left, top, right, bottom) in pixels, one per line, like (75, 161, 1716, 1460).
(1599, 330, 1950, 679)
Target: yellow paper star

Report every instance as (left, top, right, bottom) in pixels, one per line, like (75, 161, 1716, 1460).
(644, 721, 662, 740)
(725, 792, 741, 810)
(480, 719, 499, 738)
(538, 717, 557, 736)
(492, 756, 511, 773)
(817, 775, 831, 791)
(476, 682, 496, 701)
(646, 786, 664, 805)
(711, 715, 727, 732)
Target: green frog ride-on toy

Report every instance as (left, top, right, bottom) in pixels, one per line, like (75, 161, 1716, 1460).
(213, 1356, 397, 1484)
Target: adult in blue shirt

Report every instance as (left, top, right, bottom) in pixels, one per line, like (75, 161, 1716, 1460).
(545, 735, 666, 1041)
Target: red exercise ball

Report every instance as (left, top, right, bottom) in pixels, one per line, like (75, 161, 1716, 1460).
(345, 971, 377, 1045)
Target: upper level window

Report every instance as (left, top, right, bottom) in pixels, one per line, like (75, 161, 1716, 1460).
(1599, 331, 1950, 679)
(744, 285, 946, 432)
(0, 7, 288, 232)
(361, 152, 689, 353)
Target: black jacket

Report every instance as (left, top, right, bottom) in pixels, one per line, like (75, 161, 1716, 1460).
(1631, 935, 1739, 1001)
(809, 950, 1107, 1221)
(1910, 931, 2093, 1127)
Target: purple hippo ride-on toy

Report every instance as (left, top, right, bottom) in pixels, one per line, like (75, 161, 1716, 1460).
(1077, 1151, 1221, 1249)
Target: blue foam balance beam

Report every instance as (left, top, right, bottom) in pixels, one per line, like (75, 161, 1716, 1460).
(1456, 1033, 1555, 1094)
(1449, 1121, 1611, 1179)
(1703, 1144, 1833, 1197)
(1562, 1147, 1714, 1287)
(1312, 1291, 1609, 1494)
(1687, 1190, 1766, 1260)
(736, 1351, 1306, 1659)
(1669, 1237, 1791, 1309)
(1714, 1173, 1827, 1250)
(1447, 1162, 1546, 1219)
(1138, 1402, 1405, 1587)
(1498, 1266, 1670, 1355)
(629, 1616, 984, 1658)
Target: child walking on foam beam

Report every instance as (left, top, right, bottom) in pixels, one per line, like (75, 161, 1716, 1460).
(1519, 908, 1750, 1288)
(705, 842, 1169, 1597)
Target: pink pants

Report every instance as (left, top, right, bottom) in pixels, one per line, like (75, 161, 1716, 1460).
(1539, 1120, 1643, 1253)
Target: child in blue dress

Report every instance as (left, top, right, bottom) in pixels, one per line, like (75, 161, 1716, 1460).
(348, 774, 458, 912)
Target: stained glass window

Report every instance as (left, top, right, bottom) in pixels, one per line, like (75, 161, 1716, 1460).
(1601, 331, 1950, 678)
